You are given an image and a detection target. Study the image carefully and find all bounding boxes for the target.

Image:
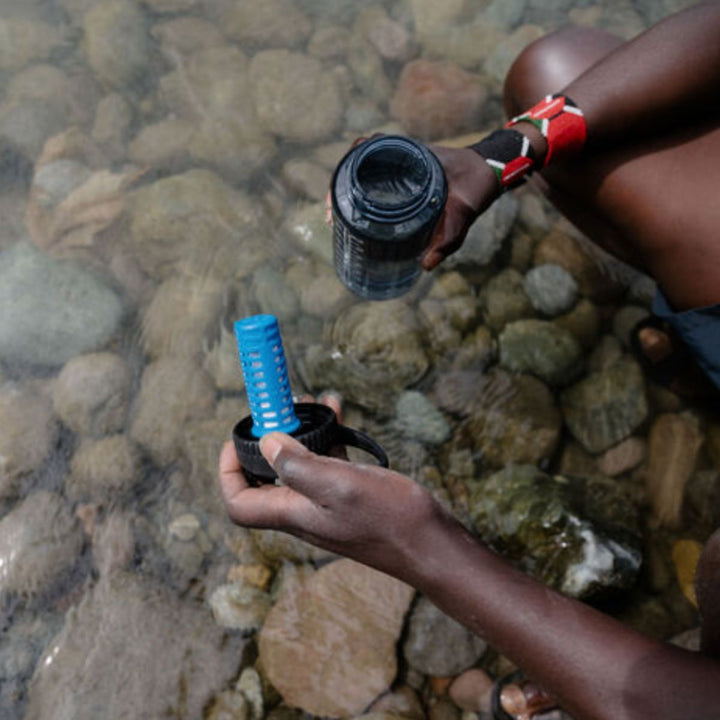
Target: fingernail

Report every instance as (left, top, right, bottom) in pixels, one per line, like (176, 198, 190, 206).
(259, 433, 283, 465)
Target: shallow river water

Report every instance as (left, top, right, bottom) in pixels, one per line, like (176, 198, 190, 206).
(0, 0, 715, 719)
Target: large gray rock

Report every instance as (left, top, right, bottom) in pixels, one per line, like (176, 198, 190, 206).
(445, 193, 518, 268)
(25, 571, 246, 720)
(249, 50, 343, 143)
(259, 559, 414, 718)
(403, 596, 486, 676)
(498, 319, 584, 386)
(437, 368, 562, 469)
(561, 357, 648, 454)
(83, 0, 150, 89)
(0, 491, 84, 598)
(0, 243, 123, 367)
(52, 352, 131, 436)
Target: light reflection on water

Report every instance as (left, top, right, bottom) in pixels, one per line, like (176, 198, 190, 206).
(0, 0, 708, 718)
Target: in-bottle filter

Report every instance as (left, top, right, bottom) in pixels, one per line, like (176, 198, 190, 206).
(232, 314, 389, 484)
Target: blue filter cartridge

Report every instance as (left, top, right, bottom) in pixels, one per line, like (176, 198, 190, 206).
(234, 314, 301, 438)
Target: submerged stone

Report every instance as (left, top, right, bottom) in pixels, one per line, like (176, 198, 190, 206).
(301, 301, 429, 412)
(0, 383, 58, 500)
(394, 391, 451, 446)
(258, 559, 414, 718)
(25, 571, 246, 720)
(498, 318, 584, 386)
(524, 263, 579, 316)
(0, 243, 123, 367)
(466, 465, 642, 598)
(561, 357, 648, 454)
(439, 368, 562, 469)
(0, 491, 84, 598)
(403, 596, 487, 676)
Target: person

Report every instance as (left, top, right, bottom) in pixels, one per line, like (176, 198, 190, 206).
(219, 4, 720, 719)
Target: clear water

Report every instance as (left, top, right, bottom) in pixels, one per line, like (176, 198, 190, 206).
(0, 1, 708, 719)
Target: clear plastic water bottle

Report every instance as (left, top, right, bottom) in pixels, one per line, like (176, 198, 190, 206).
(331, 135, 447, 301)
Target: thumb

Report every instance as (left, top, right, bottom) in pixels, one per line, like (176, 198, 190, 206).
(260, 431, 340, 497)
(259, 431, 312, 474)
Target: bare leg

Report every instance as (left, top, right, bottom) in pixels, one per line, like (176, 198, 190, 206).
(504, 26, 720, 311)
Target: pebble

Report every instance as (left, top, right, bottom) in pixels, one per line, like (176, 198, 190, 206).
(169, 513, 201, 541)
(448, 669, 495, 713)
(524, 263, 579, 316)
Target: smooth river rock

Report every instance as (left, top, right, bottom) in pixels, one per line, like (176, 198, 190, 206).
(259, 559, 414, 718)
(0, 243, 123, 367)
(25, 571, 246, 720)
(0, 491, 84, 598)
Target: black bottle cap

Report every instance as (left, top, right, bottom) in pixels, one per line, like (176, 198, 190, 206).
(233, 403, 389, 485)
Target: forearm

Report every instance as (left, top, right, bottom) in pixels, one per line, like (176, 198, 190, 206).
(402, 507, 720, 720)
(563, 2, 720, 148)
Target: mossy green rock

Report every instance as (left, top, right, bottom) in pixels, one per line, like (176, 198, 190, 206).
(466, 465, 641, 597)
(499, 318, 584, 386)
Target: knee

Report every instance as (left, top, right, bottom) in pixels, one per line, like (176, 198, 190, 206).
(503, 26, 622, 118)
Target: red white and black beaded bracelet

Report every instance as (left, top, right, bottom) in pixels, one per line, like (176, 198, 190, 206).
(468, 128, 537, 192)
(506, 93, 587, 166)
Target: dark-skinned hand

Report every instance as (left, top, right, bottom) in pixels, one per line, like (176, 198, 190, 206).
(218, 395, 446, 580)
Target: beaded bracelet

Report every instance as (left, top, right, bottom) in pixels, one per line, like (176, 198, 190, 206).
(506, 93, 587, 166)
(468, 128, 537, 192)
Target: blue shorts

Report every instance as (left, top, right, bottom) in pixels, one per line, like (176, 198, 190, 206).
(653, 290, 720, 391)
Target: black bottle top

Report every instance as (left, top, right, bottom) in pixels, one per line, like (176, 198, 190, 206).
(233, 403, 389, 485)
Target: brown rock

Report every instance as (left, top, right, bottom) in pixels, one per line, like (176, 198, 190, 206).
(645, 413, 703, 528)
(448, 668, 494, 713)
(258, 559, 414, 717)
(534, 224, 626, 303)
(390, 60, 485, 140)
(598, 436, 646, 477)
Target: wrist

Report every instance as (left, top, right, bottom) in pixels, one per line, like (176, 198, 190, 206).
(512, 121, 548, 166)
(397, 497, 488, 592)
(506, 94, 587, 166)
(467, 128, 537, 193)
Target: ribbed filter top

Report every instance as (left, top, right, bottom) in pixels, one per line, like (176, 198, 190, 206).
(234, 314, 301, 438)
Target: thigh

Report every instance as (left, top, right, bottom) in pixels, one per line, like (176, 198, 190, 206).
(544, 118, 720, 310)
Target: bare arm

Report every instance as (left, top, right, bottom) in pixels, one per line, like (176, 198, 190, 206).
(219, 433, 720, 720)
(564, 1, 720, 148)
(423, 2, 720, 268)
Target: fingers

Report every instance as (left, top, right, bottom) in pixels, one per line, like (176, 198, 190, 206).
(318, 391, 342, 423)
(219, 440, 306, 528)
(421, 212, 467, 270)
(218, 440, 249, 496)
